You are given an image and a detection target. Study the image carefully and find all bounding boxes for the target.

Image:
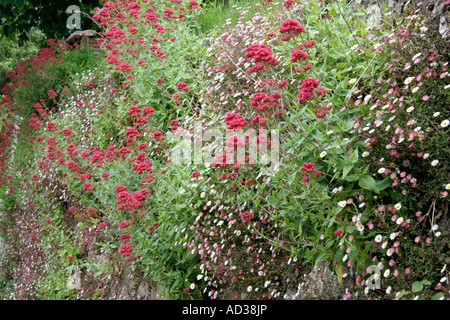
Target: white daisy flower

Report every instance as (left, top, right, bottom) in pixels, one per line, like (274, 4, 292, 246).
(396, 217, 404, 225)
(441, 119, 449, 128)
(378, 168, 385, 174)
(433, 112, 440, 117)
(445, 183, 450, 190)
(349, 78, 357, 84)
(406, 106, 414, 112)
(436, 231, 442, 237)
(386, 286, 392, 294)
(394, 203, 402, 210)
(404, 76, 415, 84)
(362, 151, 370, 157)
(338, 200, 347, 208)
(384, 269, 390, 277)
(197, 274, 203, 280)
(432, 224, 438, 231)
(431, 160, 439, 166)
(180, 189, 186, 194)
(412, 87, 419, 93)
(320, 151, 327, 158)
(375, 235, 383, 243)
(423, 153, 430, 159)
(387, 248, 395, 256)
(247, 286, 252, 292)
(190, 283, 195, 290)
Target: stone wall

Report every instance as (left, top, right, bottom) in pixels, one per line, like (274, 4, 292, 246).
(354, 0, 449, 37)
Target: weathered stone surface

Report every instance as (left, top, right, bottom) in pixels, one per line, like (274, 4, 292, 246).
(354, 0, 449, 36)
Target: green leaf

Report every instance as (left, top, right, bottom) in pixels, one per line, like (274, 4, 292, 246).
(349, 148, 359, 163)
(359, 175, 379, 193)
(431, 292, 444, 300)
(411, 281, 423, 293)
(344, 174, 360, 182)
(342, 164, 353, 180)
(376, 178, 392, 192)
(335, 261, 343, 283)
(396, 289, 407, 299)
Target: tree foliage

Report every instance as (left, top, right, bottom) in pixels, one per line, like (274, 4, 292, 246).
(0, 0, 101, 43)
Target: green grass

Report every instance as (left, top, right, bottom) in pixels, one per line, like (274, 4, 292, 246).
(198, 0, 263, 34)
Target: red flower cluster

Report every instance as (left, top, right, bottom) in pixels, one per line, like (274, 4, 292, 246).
(118, 220, 131, 228)
(176, 82, 189, 91)
(224, 113, 248, 130)
(250, 92, 283, 112)
(170, 119, 180, 130)
(296, 78, 325, 102)
(120, 233, 131, 242)
(191, 171, 200, 178)
(244, 44, 280, 67)
(148, 222, 160, 234)
(240, 211, 254, 224)
(119, 244, 134, 257)
(301, 162, 316, 173)
(290, 48, 308, 63)
(315, 104, 332, 119)
(279, 19, 304, 41)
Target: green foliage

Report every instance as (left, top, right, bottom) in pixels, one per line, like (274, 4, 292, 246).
(0, 0, 101, 42)
(0, 0, 448, 301)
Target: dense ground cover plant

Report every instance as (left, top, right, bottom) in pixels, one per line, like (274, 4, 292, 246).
(0, 0, 448, 300)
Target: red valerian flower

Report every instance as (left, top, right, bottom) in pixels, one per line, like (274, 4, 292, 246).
(67, 255, 74, 261)
(152, 131, 164, 141)
(191, 171, 200, 178)
(334, 229, 344, 237)
(290, 48, 308, 63)
(97, 222, 106, 230)
(170, 119, 180, 130)
(284, 0, 295, 8)
(244, 44, 279, 66)
(120, 233, 131, 242)
(126, 127, 138, 138)
(301, 162, 316, 173)
(279, 19, 304, 36)
(118, 220, 131, 228)
(48, 90, 57, 99)
(142, 106, 154, 116)
(240, 211, 254, 224)
(176, 81, 189, 91)
(214, 153, 231, 168)
(46, 121, 59, 131)
(224, 113, 248, 130)
(119, 244, 134, 257)
(188, 0, 199, 9)
(117, 61, 133, 72)
(128, 105, 141, 117)
(82, 182, 94, 191)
